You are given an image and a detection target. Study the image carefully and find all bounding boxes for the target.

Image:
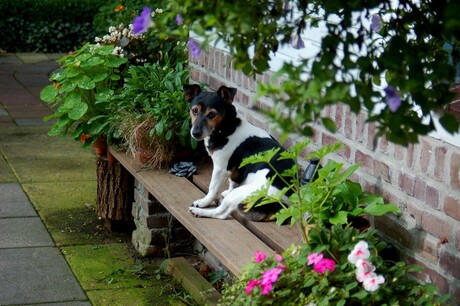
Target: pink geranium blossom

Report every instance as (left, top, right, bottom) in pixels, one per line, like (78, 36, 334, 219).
(244, 279, 260, 294)
(260, 266, 285, 295)
(313, 258, 336, 274)
(275, 253, 283, 262)
(363, 274, 385, 292)
(254, 250, 267, 263)
(348, 241, 370, 264)
(307, 253, 324, 266)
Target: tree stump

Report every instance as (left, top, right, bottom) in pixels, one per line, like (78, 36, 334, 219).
(96, 155, 134, 231)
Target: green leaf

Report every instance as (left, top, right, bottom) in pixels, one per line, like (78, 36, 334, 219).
(64, 92, 82, 108)
(329, 210, 348, 225)
(68, 102, 88, 120)
(106, 56, 128, 68)
(322, 117, 337, 133)
(439, 113, 459, 134)
(92, 72, 108, 83)
(80, 56, 103, 67)
(364, 202, 400, 216)
(40, 85, 59, 103)
(76, 75, 95, 90)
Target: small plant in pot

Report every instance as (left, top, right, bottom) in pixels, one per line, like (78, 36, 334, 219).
(40, 43, 128, 148)
(241, 140, 400, 241)
(107, 57, 196, 168)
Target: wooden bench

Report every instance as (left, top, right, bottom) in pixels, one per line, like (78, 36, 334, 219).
(109, 147, 302, 276)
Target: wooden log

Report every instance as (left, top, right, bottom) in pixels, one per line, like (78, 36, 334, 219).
(96, 155, 134, 231)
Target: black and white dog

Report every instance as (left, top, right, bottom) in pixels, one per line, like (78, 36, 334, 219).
(183, 84, 295, 221)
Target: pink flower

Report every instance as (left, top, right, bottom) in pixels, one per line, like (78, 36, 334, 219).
(259, 266, 284, 295)
(275, 254, 283, 262)
(244, 279, 260, 294)
(363, 274, 385, 292)
(254, 250, 267, 263)
(307, 253, 324, 266)
(355, 259, 376, 282)
(313, 258, 336, 274)
(348, 241, 370, 264)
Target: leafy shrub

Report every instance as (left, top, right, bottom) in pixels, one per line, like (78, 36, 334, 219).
(0, 0, 105, 52)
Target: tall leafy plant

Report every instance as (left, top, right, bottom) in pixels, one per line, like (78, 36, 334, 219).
(40, 44, 127, 145)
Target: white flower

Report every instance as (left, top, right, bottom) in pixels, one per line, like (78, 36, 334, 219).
(155, 8, 163, 14)
(108, 26, 116, 33)
(355, 259, 376, 283)
(362, 274, 385, 292)
(347, 241, 370, 264)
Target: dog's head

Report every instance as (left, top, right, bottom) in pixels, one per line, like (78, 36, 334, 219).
(183, 85, 237, 140)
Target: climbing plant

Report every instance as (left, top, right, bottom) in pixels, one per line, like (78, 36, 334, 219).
(151, 0, 460, 145)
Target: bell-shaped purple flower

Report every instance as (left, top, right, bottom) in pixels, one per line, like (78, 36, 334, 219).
(176, 14, 184, 25)
(188, 39, 202, 59)
(370, 14, 383, 32)
(384, 85, 402, 112)
(290, 34, 305, 50)
(133, 7, 152, 35)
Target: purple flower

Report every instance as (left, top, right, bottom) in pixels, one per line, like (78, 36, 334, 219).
(175, 14, 183, 25)
(132, 7, 152, 35)
(290, 34, 305, 50)
(370, 14, 383, 32)
(384, 85, 402, 112)
(188, 38, 202, 59)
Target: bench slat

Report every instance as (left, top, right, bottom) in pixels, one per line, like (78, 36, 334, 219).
(192, 162, 302, 252)
(109, 147, 275, 276)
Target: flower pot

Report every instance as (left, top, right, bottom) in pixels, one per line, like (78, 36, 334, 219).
(91, 137, 108, 156)
(349, 216, 371, 232)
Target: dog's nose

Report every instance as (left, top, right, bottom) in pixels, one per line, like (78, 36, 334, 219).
(191, 130, 201, 139)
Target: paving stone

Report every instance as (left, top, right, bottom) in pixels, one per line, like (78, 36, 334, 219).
(0, 183, 29, 202)
(15, 118, 53, 126)
(0, 217, 54, 248)
(0, 200, 37, 218)
(0, 247, 88, 305)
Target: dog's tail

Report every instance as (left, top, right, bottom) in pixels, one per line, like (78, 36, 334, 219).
(236, 202, 282, 222)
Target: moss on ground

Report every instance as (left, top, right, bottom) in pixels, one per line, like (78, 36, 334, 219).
(0, 126, 196, 305)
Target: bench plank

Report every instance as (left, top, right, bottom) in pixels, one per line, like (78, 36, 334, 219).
(192, 162, 302, 252)
(109, 147, 275, 276)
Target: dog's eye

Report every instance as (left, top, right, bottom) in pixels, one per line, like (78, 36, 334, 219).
(207, 112, 217, 119)
(191, 108, 198, 116)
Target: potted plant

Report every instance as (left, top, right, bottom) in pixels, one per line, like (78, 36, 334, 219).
(220, 141, 450, 305)
(241, 140, 399, 242)
(107, 56, 196, 168)
(40, 43, 128, 149)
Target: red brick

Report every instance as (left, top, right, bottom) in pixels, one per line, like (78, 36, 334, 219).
(373, 159, 390, 182)
(355, 150, 373, 172)
(355, 112, 366, 143)
(398, 171, 415, 196)
(413, 178, 426, 201)
(393, 144, 404, 161)
(378, 136, 388, 154)
(344, 107, 353, 139)
(420, 140, 432, 174)
(444, 194, 460, 221)
(367, 122, 376, 151)
(439, 248, 460, 279)
(420, 210, 454, 240)
(335, 103, 344, 133)
(406, 256, 450, 294)
(451, 152, 460, 190)
(434, 146, 447, 181)
(406, 143, 415, 169)
(425, 185, 440, 209)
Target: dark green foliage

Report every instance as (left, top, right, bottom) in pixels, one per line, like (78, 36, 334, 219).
(0, 0, 106, 52)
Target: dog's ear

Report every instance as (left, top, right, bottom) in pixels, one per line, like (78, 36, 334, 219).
(217, 86, 237, 104)
(183, 84, 202, 102)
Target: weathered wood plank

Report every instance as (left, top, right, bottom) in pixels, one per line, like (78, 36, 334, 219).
(109, 147, 274, 276)
(192, 162, 302, 252)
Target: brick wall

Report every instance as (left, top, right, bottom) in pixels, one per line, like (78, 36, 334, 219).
(189, 46, 460, 303)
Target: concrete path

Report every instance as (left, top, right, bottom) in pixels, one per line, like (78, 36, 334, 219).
(0, 53, 91, 305)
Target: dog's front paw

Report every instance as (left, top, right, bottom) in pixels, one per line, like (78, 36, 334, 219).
(188, 206, 202, 217)
(192, 198, 211, 208)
